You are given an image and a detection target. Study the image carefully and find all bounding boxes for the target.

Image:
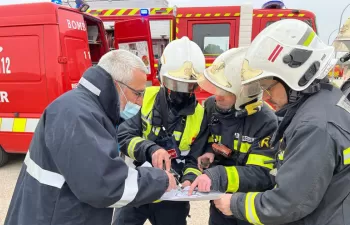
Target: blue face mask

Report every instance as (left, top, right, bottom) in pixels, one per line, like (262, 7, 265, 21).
(118, 83, 141, 120)
(120, 101, 141, 120)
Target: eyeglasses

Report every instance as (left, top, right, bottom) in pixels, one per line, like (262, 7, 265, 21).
(261, 82, 278, 97)
(117, 81, 145, 99)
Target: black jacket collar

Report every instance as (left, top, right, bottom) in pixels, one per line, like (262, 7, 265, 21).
(78, 66, 120, 126)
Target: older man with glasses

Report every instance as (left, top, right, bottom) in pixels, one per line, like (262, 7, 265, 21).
(5, 49, 177, 225)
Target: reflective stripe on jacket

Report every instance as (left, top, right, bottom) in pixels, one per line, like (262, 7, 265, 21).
(230, 87, 350, 225)
(5, 67, 168, 225)
(118, 86, 207, 183)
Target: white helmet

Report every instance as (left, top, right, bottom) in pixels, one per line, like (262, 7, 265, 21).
(159, 36, 205, 93)
(197, 47, 262, 110)
(241, 19, 337, 95)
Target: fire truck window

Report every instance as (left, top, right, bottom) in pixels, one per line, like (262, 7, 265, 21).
(192, 24, 230, 55)
(266, 19, 313, 28)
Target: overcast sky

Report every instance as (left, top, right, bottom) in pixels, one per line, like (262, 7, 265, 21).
(1, 0, 350, 44)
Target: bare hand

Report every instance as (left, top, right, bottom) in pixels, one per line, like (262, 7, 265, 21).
(214, 194, 233, 216)
(197, 153, 215, 171)
(182, 180, 191, 187)
(165, 171, 177, 192)
(188, 174, 211, 195)
(152, 149, 171, 171)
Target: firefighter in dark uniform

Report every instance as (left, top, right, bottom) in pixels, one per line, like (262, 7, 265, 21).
(213, 19, 350, 225)
(112, 37, 209, 225)
(188, 47, 278, 225)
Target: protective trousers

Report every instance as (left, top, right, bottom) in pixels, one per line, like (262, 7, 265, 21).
(112, 201, 190, 225)
(209, 201, 251, 225)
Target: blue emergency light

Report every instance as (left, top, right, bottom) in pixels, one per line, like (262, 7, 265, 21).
(51, 0, 62, 5)
(262, 0, 285, 9)
(75, 0, 90, 12)
(140, 8, 149, 16)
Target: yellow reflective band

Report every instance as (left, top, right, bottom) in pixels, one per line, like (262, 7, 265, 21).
(278, 151, 284, 161)
(153, 199, 162, 203)
(152, 126, 161, 136)
(233, 140, 251, 153)
(178, 104, 204, 151)
(245, 192, 263, 225)
(128, 8, 139, 15)
(184, 168, 202, 176)
(141, 86, 203, 152)
(0, 118, 39, 133)
(173, 131, 182, 141)
(12, 118, 27, 132)
(303, 31, 315, 47)
(141, 87, 161, 139)
(208, 135, 222, 143)
(117, 9, 127, 15)
(246, 154, 274, 170)
(104, 9, 115, 16)
(170, 20, 174, 41)
(225, 166, 239, 192)
(343, 147, 350, 165)
(127, 137, 144, 160)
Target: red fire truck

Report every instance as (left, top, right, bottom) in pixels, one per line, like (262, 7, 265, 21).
(0, 2, 110, 166)
(0, 2, 317, 167)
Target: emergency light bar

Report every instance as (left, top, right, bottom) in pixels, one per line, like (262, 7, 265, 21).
(52, 0, 62, 4)
(140, 8, 149, 16)
(75, 0, 90, 12)
(262, 0, 285, 9)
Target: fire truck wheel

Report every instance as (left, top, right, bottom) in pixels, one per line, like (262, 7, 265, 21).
(0, 146, 9, 167)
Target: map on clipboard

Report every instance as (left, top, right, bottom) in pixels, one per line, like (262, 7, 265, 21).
(160, 186, 224, 202)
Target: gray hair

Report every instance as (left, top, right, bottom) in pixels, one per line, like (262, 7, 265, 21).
(98, 49, 148, 84)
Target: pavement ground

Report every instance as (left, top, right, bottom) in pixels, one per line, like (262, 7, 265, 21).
(0, 155, 210, 225)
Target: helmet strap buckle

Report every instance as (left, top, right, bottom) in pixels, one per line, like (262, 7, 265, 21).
(288, 90, 300, 103)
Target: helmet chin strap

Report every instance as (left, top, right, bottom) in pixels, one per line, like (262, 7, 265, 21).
(288, 78, 332, 104)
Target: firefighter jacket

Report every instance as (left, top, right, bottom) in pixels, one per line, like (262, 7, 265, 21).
(118, 86, 208, 182)
(229, 85, 350, 225)
(5, 66, 169, 225)
(202, 96, 278, 193)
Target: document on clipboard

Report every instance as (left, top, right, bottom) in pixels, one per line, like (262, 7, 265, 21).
(160, 186, 224, 202)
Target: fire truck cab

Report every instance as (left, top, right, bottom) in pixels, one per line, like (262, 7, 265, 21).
(0, 2, 112, 166)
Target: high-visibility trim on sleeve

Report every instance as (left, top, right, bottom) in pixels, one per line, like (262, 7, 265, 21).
(184, 168, 202, 176)
(127, 137, 145, 160)
(173, 131, 182, 141)
(225, 166, 239, 192)
(343, 147, 350, 165)
(208, 135, 222, 143)
(109, 167, 139, 208)
(233, 140, 251, 153)
(245, 192, 264, 225)
(24, 151, 65, 189)
(246, 154, 274, 170)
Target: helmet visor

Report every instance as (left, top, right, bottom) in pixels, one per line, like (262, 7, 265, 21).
(161, 61, 200, 93)
(240, 81, 263, 98)
(197, 61, 233, 96)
